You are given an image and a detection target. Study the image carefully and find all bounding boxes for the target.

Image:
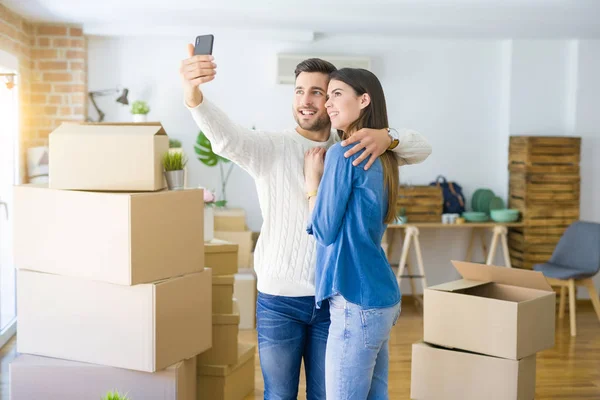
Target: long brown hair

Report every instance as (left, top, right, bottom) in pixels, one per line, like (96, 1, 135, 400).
(329, 68, 398, 223)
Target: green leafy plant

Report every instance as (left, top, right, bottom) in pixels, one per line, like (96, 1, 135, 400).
(398, 207, 406, 217)
(169, 138, 182, 148)
(194, 130, 233, 207)
(130, 100, 150, 115)
(101, 390, 131, 400)
(162, 151, 187, 171)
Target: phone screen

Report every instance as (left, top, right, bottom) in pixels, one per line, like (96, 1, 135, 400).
(194, 35, 214, 56)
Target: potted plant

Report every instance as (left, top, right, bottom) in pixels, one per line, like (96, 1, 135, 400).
(131, 100, 150, 123)
(194, 130, 233, 207)
(162, 151, 187, 190)
(102, 390, 131, 400)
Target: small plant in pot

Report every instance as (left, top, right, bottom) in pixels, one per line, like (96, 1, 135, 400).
(162, 151, 187, 190)
(131, 100, 150, 123)
(102, 390, 131, 400)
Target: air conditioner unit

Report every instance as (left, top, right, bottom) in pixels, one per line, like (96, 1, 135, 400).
(277, 54, 372, 85)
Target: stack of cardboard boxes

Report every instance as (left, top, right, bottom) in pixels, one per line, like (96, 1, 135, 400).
(197, 239, 255, 399)
(9, 123, 211, 399)
(214, 208, 257, 330)
(410, 260, 556, 400)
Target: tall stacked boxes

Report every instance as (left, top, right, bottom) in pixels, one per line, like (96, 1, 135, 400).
(10, 123, 212, 399)
(411, 261, 556, 400)
(198, 239, 255, 399)
(507, 136, 581, 269)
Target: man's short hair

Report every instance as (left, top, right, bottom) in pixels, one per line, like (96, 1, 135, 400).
(294, 58, 337, 79)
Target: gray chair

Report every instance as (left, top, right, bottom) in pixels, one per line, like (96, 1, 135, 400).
(533, 221, 600, 336)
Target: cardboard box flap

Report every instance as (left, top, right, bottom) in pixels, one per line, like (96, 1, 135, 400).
(197, 343, 254, 376)
(429, 279, 488, 292)
(451, 260, 552, 292)
(213, 312, 241, 325)
(51, 122, 166, 137)
(213, 275, 235, 285)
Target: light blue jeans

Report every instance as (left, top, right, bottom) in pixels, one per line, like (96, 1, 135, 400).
(326, 295, 401, 400)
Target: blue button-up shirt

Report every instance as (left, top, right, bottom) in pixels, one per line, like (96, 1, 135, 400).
(306, 143, 401, 309)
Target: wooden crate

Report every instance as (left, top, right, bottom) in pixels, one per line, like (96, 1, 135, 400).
(507, 136, 580, 270)
(509, 173, 580, 205)
(508, 227, 564, 270)
(397, 185, 443, 223)
(509, 136, 581, 173)
(509, 247, 553, 270)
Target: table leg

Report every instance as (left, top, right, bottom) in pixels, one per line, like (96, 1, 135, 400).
(412, 228, 427, 289)
(397, 228, 413, 287)
(479, 229, 488, 261)
(500, 227, 512, 268)
(486, 228, 500, 265)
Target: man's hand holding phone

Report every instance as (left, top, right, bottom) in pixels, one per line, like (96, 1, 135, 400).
(180, 40, 216, 108)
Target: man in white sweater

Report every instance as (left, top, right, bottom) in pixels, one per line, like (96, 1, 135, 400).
(180, 47, 431, 400)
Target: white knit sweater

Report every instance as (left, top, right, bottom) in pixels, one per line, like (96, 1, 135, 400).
(188, 98, 432, 297)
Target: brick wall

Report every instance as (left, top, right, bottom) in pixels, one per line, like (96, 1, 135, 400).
(0, 4, 87, 183)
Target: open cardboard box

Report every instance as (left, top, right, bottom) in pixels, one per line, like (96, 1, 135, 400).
(49, 122, 170, 191)
(424, 260, 556, 360)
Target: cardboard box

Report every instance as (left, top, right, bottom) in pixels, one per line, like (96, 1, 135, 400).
(10, 354, 196, 400)
(49, 122, 169, 191)
(234, 271, 257, 329)
(213, 275, 235, 314)
(424, 261, 555, 360)
(197, 311, 240, 366)
(17, 269, 212, 372)
(197, 343, 255, 400)
(14, 185, 204, 286)
(410, 341, 536, 400)
(205, 239, 239, 276)
(214, 208, 247, 231)
(215, 230, 253, 269)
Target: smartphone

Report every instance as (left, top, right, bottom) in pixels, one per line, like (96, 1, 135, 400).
(194, 34, 214, 56)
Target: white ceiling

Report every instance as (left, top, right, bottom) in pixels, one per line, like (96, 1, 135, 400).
(4, 0, 600, 39)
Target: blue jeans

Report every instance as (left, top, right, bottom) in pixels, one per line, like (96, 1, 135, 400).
(326, 295, 401, 400)
(256, 292, 331, 400)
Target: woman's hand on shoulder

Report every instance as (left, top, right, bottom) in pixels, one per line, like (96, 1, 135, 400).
(304, 147, 326, 193)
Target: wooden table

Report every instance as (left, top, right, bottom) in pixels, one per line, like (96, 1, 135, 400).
(385, 222, 524, 303)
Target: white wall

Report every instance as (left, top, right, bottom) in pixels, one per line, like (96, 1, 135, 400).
(509, 40, 571, 135)
(574, 40, 600, 297)
(87, 34, 600, 295)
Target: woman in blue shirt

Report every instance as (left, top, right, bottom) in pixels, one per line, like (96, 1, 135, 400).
(305, 67, 401, 399)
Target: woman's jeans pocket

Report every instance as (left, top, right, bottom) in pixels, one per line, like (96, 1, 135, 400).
(360, 303, 400, 350)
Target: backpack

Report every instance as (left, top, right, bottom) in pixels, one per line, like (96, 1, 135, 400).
(429, 175, 465, 214)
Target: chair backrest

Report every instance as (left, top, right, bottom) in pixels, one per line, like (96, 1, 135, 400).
(550, 221, 600, 275)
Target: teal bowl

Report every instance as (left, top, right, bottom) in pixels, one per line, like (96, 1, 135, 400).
(490, 209, 520, 223)
(462, 211, 489, 222)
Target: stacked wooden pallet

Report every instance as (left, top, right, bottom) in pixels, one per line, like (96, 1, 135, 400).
(397, 185, 443, 223)
(507, 136, 581, 269)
